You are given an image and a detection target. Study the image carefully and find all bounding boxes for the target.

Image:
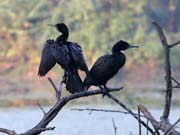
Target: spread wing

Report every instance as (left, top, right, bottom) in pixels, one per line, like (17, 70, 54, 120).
(38, 40, 56, 76)
(50, 41, 70, 69)
(69, 43, 89, 74)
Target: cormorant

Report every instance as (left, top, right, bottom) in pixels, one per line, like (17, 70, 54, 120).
(38, 23, 88, 93)
(83, 40, 138, 91)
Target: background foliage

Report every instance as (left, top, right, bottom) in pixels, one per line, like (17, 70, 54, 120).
(0, 0, 180, 106)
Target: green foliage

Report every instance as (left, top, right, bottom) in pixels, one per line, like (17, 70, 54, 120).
(0, 0, 180, 75)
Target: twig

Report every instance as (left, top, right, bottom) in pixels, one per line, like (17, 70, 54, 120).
(47, 77, 58, 92)
(138, 104, 160, 135)
(138, 107, 141, 135)
(146, 120, 149, 135)
(47, 77, 61, 101)
(105, 93, 155, 134)
(21, 127, 55, 135)
(164, 118, 180, 135)
(169, 40, 180, 48)
(112, 118, 117, 135)
(172, 86, 180, 89)
(36, 103, 46, 115)
(71, 108, 153, 119)
(171, 77, 180, 87)
(0, 128, 17, 135)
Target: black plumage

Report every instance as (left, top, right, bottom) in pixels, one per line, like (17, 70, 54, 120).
(83, 40, 138, 90)
(38, 23, 88, 93)
(38, 39, 56, 76)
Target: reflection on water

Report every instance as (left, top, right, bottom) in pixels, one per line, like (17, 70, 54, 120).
(0, 105, 179, 135)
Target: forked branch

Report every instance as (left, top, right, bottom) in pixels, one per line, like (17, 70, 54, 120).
(0, 78, 123, 135)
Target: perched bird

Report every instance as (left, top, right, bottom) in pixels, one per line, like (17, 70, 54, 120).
(83, 40, 138, 91)
(38, 23, 88, 93)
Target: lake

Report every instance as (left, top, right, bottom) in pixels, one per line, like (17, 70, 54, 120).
(0, 105, 179, 135)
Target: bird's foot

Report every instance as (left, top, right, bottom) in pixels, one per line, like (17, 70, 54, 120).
(100, 86, 110, 98)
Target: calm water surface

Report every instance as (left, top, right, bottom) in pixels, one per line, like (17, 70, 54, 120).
(0, 105, 179, 135)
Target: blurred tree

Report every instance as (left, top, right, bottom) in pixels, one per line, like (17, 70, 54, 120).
(0, 0, 180, 80)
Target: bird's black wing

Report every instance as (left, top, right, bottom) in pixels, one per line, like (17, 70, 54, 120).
(90, 55, 115, 79)
(69, 42, 89, 74)
(50, 41, 70, 69)
(38, 40, 56, 76)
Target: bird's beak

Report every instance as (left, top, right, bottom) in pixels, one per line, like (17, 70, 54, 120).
(129, 45, 139, 48)
(47, 24, 55, 27)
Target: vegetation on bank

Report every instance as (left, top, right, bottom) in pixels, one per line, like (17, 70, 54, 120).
(0, 0, 180, 106)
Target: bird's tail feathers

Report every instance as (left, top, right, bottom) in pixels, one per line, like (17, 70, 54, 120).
(66, 71, 84, 93)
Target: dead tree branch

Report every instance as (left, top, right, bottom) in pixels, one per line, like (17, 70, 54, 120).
(112, 118, 117, 135)
(169, 41, 180, 48)
(138, 104, 160, 134)
(152, 21, 180, 135)
(105, 93, 155, 134)
(0, 128, 17, 135)
(164, 118, 180, 135)
(47, 77, 61, 101)
(71, 108, 157, 120)
(0, 80, 123, 135)
(153, 22, 173, 120)
(138, 107, 142, 135)
(138, 104, 180, 135)
(36, 103, 46, 116)
(171, 77, 180, 88)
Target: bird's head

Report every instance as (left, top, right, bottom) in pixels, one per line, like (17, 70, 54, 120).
(112, 40, 138, 54)
(48, 23, 69, 34)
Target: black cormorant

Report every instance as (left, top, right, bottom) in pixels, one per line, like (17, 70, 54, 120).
(83, 40, 138, 90)
(38, 23, 88, 93)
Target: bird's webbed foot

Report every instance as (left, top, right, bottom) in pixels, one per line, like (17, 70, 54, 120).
(99, 85, 109, 97)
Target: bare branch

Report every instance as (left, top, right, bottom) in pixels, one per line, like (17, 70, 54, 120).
(20, 127, 55, 135)
(164, 118, 180, 135)
(169, 40, 180, 48)
(71, 108, 129, 114)
(146, 120, 149, 135)
(138, 107, 142, 135)
(138, 104, 180, 135)
(153, 21, 172, 119)
(105, 93, 155, 134)
(112, 118, 117, 135)
(71, 108, 151, 119)
(171, 77, 180, 87)
(138, 104, 160, 135)
(47, 77, 58, 92)
(17, 87, 123, 135)
(152, 22, 168, 47)
(47, 77, 61, 101)
(36, 103, 46, 115)
(0, 128, 17, 135)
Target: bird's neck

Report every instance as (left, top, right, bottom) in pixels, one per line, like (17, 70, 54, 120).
(112, 50, 123, 55)
(56, 31, 69, 42)
(113, 51, 126, 65)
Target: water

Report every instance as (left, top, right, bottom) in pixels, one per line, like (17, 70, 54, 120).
(0, 105, 179, 135)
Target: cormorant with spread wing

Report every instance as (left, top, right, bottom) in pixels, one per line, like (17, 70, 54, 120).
(38, 23, 88, 93)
